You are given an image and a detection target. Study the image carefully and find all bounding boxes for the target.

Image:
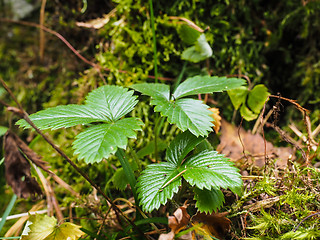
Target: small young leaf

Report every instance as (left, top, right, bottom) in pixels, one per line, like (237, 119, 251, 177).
(173, 76, 246, 99)
(0, 126, 8, 136)
(166, 131, 205, 165)
(72, 118, 143, 163)
(182, 150, 242, 193)
(181, 34, 212, 63)
(240, 104, 258, 121)
(153, 98, 213, 137)
(194, 34, 213, 58)
(193, 188, 225, 213)
(227, 86, 249, 110)
(130, 83, 170, 101)
(137, 162, 181, 212)
(247, 84, 270, 114)
(177, 24, 201, 45)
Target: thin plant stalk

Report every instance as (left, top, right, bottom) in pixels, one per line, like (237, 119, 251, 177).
(148, 0, 158, 83)
(0, 194, 17, 233)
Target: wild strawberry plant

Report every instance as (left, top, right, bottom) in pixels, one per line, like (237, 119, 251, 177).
(17, 75, 245, 214)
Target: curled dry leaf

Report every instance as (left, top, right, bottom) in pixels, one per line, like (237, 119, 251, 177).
(209, 107, 222, 133)
(159, 203, 191, 240)
(4, 131, 45, 199)
(192, 211, 231, 240)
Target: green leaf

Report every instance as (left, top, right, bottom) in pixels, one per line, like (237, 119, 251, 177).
(0, 87, 5, 98)
(0, 126, 8, 137)
(72, 118, 143, 163)
(247, 84, 270, 114)
(110, 168, 129, 190)
(166, 131, 205, 165)
(17, 85, 140, 130)
(227, 86, 249, 110)
(85, 85, 138, 121)
(21, 214, 84, 240)
(173, 76, 246, 99)
(17, 105, 110, 130)
(240, 104, 258, 121)
(137, 162, 181, 212)
(195, 34, 213, 58)
(182, 150, 242, 193)
(181, 34, 212, 63)
(130, 83, 170, 101)
(153, 98, 213, 136)
(136, 139, 167, 158)
(177, 24, 201, 45)
(194, 188, 225, 213)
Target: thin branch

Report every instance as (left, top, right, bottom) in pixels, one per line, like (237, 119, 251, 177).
(293, 212, 320, 232)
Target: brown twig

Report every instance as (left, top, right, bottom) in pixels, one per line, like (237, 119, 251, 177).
(0, 77, 147, 239)
(39, 0, 47, 61)
(293, 212, 320, 232)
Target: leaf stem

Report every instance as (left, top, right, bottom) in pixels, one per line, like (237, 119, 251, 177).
(115, 149, 138, 204)
(148, 0, 158, 83)
(0, 194, 17, 233)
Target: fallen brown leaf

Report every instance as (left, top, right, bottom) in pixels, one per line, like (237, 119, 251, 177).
(217, 119, 294, 168)
(158, 203, 192, 240)
(192, 211, 231, 240)
(4, 131, 43, 199)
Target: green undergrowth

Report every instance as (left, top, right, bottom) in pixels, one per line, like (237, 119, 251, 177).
(229, 163, 320, 239)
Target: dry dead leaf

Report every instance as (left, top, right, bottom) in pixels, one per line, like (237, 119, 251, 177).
(209, 108, 222, 133)
(158, 203, 191, 240)
(4, 131, 43, 199)
(217, 119, 294, 168)
(76, 9, 116, 29)
(192, 211, 231, 240)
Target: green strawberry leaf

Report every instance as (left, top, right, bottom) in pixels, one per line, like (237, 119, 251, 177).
(130, 83, 170, 101)
(166, 131, 205, 165)
(137, 162, 181, 212)
(137, 132, 243, 213)
(17, 105, 110, 130)
(182, 150, 242, 193)
(194, 188, 225, 213)
(247, 84, 270, 114)
(173, 76, 246, 99)
(85, 85, 138, 121)
(72, 118, 143, 163)
(153, 98, 213, 137)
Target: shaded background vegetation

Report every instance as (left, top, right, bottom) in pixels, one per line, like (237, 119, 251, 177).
(0, 0, 319, 239)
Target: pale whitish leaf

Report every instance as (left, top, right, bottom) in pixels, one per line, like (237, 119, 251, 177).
(181, 34, 212, 63)
(182, 150, 242, 194)
(137, 162, 181, 212)
(130, 83, 170, 101)
(17, 105, 109, 130)
(153, 98, 213, 137)
(194, 188, 225, 213)
(85, 85, 138, 121)
(166, 131, 205, 165)
(173, 76, 246, 99)
(73, 118, 143, 163)
(194, 34, 213, 58)
(21, 214, 84, 240)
